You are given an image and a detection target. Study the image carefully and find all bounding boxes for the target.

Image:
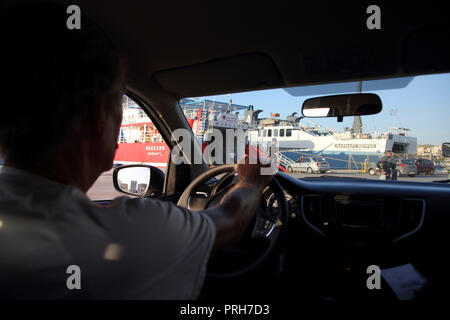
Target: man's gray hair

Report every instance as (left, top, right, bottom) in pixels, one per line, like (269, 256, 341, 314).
(0, 4, 123, 165)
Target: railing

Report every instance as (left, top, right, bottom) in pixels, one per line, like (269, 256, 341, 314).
(280, 150, 367, 171)
(279, 152, 295, 168)
(256, 144, 293, 171)
(121, 113, 151, 125)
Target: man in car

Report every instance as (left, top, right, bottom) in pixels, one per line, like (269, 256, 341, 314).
(381, 150, 397, 180)
(0, 4, 272, 299)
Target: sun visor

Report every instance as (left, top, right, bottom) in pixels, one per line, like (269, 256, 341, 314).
(153, 53, 283, 98)
(404, 26, 450, 74)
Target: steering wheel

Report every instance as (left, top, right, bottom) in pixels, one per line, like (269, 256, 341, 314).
(177, 164, 288, 278)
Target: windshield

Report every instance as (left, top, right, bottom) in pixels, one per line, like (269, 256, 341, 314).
(180, 73, 450, 183)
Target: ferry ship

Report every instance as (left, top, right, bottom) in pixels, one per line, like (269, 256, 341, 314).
(246, 112, 417, 169)
(114, 97, 417, 170)
(113, 96, 169, 168)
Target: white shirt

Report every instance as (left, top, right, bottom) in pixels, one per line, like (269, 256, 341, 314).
(0, 166, 215, 299)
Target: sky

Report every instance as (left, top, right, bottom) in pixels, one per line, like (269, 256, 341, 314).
(196, 73, 450, 146)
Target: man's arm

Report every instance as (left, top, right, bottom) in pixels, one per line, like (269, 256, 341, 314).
(202, 158, 273, 252)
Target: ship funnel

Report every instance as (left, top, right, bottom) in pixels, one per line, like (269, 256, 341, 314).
(286, 112, 303, 125)
(353, 80, 363, 134)
(244, 109, 263, 125)
(352, 115, 362, 134)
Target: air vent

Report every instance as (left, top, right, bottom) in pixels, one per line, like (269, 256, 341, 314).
(393, 198, 425, 242)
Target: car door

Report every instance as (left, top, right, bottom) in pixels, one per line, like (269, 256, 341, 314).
(294, 158, 304, 172)
(292, 158, 301, 171)
(302, 158, 311, 172)
(302, 158, 310, 172)
(418, 159, 423, 172)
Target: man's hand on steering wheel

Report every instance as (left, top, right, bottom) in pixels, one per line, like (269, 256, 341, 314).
(236, 155, 274, 191)
(177, 157, 288, 277)
(206, 156, 273, 252)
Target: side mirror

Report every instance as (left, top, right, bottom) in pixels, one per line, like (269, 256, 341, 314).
(442, 142, 450, 157)
(113, 164, 164, 197)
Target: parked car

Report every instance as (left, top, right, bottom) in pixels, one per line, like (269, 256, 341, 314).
(364, 156, 379, 176)
(367, 158, 416, 178)
(415, 158, 435, 175)
(396, 158, 417, 177)
(287, 157, 330, 174)
(373, 159, 397, 178)
(367, 160, 381, 176)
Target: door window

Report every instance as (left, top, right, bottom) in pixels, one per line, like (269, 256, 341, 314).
(87, 95, 169, 201)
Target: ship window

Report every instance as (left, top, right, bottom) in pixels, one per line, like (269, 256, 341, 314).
(268, 129, 272, 137)
(286, 129, 292, 137)
(280, 129, 285, 137)
(274, 129, 278, 137)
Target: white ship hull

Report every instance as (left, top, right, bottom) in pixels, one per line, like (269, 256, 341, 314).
(248, 126, 417, 164)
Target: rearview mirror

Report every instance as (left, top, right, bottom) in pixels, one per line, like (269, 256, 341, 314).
(302, 93, 382, 120)
(113, 164, 164, 197)
(442, 142, 450, 157)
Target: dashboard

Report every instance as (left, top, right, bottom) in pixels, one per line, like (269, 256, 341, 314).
(279, 174, 450, 245)
(273, 173, 450, 298)
(301, 193, 425, 244)
(189, 169, 450, 298)
(189, 172, 450, 248)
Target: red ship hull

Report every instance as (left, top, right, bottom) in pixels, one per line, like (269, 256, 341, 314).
(113, 142, 169, 169)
